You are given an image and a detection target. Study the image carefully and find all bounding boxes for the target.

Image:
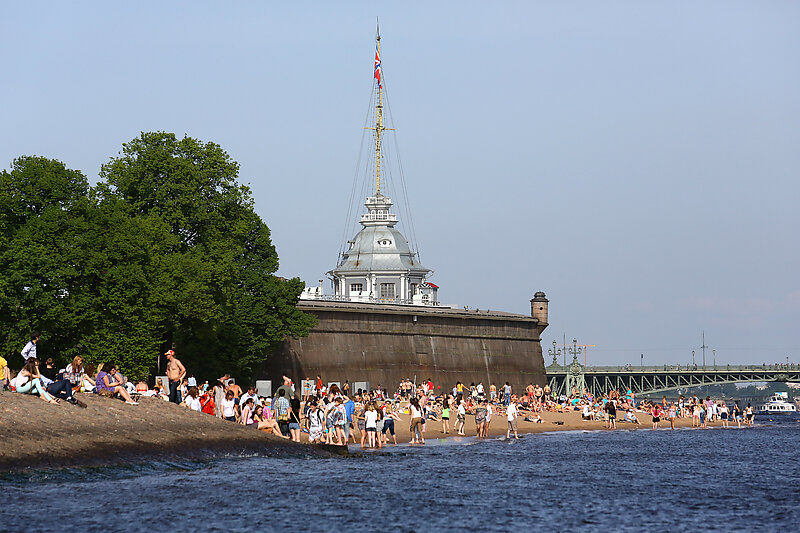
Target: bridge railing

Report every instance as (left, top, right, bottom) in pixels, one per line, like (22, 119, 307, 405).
(546, 364, 797, 373)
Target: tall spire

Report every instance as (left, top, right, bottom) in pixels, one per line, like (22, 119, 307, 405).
(369, 23, 392, 196)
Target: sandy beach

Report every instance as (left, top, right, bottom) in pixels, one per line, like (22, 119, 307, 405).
(1, 391, 731, 471)
(360, 406, 727, 446)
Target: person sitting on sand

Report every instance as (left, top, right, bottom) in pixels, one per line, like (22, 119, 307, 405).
(240, 397, 256, 426)
(253, 403, 286, 436)
(95, 363, 138, 405)
(10, 359, 59, 404)
(80, 363, 97, 393)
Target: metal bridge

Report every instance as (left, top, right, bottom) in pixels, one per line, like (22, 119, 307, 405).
(546, 356, 800, 397)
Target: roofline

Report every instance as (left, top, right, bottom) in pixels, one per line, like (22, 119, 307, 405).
(297, 299, 539, 323)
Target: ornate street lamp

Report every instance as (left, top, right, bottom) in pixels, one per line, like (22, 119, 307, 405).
(569, 338, 582, 364)
(547, 340, 562, 367)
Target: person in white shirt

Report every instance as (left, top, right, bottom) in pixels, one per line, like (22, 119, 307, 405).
(21, 332, 40, 361)
(182, 386, 202, 412)
(222, 390, 237, 421)
(485, 402, 493, 436)
(364, 403, 378, 448)
(239, 386, 260, 409)
(506, 401, 519, 439)
(456, 401, 467, 435)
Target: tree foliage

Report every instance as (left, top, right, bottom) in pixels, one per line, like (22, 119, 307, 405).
(0, 134, 315, 381)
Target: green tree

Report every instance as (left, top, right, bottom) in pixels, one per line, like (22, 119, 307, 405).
(97, 132, 315, 380)
(0, 156, 91, 367)
(1, 134, 315, 381)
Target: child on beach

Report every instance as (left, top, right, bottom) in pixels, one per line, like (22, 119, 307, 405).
(364, 402, 378, 447)
(456, 400, 466, 435)
(307, 402, 325, 443)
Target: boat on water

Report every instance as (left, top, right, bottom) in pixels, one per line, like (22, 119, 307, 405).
(757, 392, 797, 415)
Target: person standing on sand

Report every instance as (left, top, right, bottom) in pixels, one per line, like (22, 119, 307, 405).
(409, 397, 424, 444)
(474, 399, 487, 437)
(506, 400, 519, 439)
(21, 331, 40, 361)
(164, 350, 186, 404)
(668, 402, 677, 430)
(503, 382, 512, 407)
(605, 398, 617, 429)
(441, 394, 451, 434)
(651, 402, 662, 430)
(456, 400, 466, 435)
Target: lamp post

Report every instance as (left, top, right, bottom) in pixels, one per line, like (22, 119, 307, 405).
(641, 353, 643, 369)
(569, 338, 582, 366)
(713, 349, 716, 370)
(567, 339, 583, 397)
(692, 350, 695, 367)
(547, 340, 561, 367)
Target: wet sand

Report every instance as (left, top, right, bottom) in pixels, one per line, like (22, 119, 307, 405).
(0, 392, 335, 472)
(350, 407, 728, 446)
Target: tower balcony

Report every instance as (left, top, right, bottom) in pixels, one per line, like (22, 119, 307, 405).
(361, 212, 397, 224)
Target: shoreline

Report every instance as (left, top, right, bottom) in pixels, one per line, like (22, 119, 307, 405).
(355, 407, 732, 447)
(0, 392, 337, 473)
(1, 392, 741, 472)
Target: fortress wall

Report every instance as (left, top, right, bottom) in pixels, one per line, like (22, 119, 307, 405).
(269, 303, 547, 393)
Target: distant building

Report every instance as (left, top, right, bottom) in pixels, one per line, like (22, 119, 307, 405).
(277, 29, 548, 393)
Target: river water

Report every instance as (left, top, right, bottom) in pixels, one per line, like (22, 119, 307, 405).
(3, 417, 799, 532)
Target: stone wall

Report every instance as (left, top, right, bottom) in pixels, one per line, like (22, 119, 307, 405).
(268, 301, 547, 394)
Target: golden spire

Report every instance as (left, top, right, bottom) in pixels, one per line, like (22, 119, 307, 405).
(369, 24, 393, 196)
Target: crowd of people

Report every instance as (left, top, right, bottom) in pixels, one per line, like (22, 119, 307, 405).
(2, 332, 761, 446)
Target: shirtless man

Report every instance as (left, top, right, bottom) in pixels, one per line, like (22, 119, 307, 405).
(165, 349, 186, 404)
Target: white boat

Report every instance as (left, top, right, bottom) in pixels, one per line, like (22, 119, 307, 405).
(758, 392, 797, 414)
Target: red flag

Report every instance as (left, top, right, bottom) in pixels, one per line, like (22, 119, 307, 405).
(374, 46, 382, 88)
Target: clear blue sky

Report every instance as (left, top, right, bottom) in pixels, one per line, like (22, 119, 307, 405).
(3, 2, 798, 366)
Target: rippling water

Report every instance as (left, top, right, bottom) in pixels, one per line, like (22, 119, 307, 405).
(3, 417, 799, 532)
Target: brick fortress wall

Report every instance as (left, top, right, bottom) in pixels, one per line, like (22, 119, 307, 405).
(267, 300, 548, 394)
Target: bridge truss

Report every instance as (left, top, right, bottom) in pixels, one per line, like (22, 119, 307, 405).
(546, 361, 800, 397)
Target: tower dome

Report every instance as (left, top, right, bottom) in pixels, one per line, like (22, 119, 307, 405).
(329, 192, 434, 304)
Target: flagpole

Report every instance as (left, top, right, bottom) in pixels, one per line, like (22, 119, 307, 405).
(375, 32, 383, 196)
